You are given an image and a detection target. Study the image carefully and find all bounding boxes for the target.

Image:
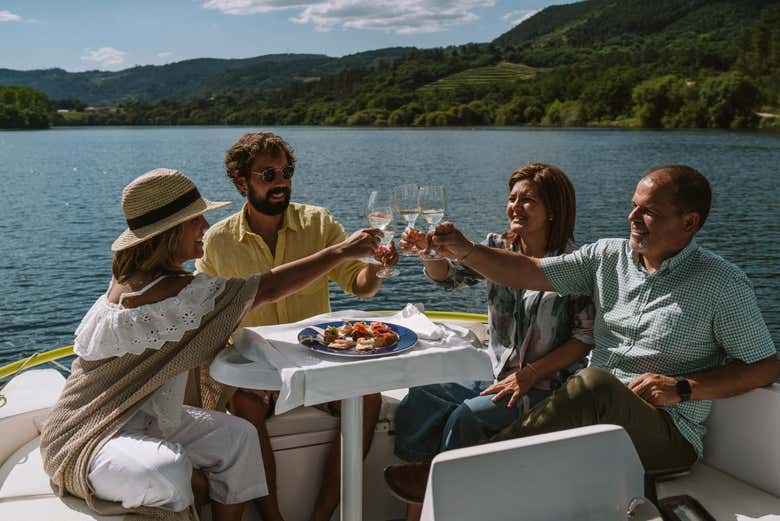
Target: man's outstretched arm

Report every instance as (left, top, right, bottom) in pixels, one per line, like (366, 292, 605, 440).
(429, 222, 554, 292)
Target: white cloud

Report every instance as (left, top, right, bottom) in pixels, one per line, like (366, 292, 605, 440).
(203, 0, 495, 34)
(502, 9, 537, 26)
(0, 10, 22, 22)
(158, 51, 174, 58)
(81, 47, 128, 67)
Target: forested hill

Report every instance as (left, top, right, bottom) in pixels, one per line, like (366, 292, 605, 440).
(7, 0, 780, 130)
(494, 0, 769, 58)
(0, 48, 416, 106)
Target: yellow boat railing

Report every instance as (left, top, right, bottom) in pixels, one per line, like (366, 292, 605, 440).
(0, 345, 75, 381)
(0, 310, 488, 381)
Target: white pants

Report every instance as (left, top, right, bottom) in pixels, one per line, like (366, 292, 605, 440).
(88, 406, 267, 511)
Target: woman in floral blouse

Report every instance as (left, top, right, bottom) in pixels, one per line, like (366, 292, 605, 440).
(394, 163, 595, 467)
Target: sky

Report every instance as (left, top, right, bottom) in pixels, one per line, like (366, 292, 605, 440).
(0, 1, 569, 72)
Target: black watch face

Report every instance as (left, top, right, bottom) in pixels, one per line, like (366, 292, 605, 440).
(676, 378, 692, 400)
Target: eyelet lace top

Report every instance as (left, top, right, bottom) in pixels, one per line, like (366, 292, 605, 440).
(74, 273, 228, 361)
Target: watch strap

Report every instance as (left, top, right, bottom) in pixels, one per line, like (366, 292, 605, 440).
(675, 377, 692, 402)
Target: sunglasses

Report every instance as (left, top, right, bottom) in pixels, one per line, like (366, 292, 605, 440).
(250, 165, 295, 183)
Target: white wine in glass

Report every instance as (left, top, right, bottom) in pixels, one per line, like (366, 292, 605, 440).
(366, 190, 393, 230)
(393, 183, 421, 256)
(418, 185, 446, 260)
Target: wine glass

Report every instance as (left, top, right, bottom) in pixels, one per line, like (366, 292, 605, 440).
(393, 183, 422, 256)
(376, 220, 400, 279)
(366, 190, 393, 230)
(418, 185, 446, 260)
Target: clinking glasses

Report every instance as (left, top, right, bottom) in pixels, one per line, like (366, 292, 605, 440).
(250, 165, 295, 183)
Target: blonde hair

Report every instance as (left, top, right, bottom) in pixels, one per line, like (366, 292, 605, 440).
(111, 225, 188, 282)
(503, 163, 577, 255)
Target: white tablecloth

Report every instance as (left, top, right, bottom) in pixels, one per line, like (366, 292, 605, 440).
(228, 305, 494, 414)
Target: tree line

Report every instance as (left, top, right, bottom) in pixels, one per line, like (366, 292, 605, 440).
(6, 4, 779, 131)
(0, 86, 51, 129)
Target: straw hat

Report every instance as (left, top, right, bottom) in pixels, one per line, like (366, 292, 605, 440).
(112, 168, 230, 251)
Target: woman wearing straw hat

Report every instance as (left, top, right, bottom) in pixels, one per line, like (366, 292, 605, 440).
(39, 168, 383, 521)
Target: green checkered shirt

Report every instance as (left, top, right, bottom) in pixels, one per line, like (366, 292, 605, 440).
(540, 238, 777, 457)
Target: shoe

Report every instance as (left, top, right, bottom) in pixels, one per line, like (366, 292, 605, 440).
(383, 462, 430, 504)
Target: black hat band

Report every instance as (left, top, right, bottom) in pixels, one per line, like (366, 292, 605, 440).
(126, 188, 201, 230)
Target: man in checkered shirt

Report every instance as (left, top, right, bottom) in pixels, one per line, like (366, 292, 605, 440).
(384, 165, 778, 504)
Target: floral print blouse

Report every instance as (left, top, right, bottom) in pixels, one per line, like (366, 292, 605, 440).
(427, 233, 595, 389)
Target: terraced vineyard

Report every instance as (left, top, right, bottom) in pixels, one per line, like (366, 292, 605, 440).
(418, 62, 540, 93)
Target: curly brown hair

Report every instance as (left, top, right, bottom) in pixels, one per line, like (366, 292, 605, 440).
(503, 163, 577, 255)
(224, 132, 296, 196)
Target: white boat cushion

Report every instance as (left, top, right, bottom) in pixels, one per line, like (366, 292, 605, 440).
(265, 388, 409, 439)
(0, 437, 52, 500)
(658, 462, 780, 520)
(0, 369, 65, 465)
(0, 369, 65, 419)
(266, 405, 338, 438)
(703, 384, 780, 498)
(379, 388, 408, 425)
(0, 496, 130, 520)
(0, 437, 129, 519)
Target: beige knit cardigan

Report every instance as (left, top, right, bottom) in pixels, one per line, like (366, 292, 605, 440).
(40, 275, 260, 520)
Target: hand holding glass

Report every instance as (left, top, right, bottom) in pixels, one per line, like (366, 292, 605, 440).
(375, 221, 400, 279)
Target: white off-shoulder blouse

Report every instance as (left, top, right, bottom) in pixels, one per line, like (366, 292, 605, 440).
(73, 273, 230, 436)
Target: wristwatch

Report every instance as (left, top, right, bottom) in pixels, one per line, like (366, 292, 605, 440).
(675, 377, 692, 402)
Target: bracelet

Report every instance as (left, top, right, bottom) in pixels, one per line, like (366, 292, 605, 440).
(524, 363, 539, 382)
(457, 241, 477, 262)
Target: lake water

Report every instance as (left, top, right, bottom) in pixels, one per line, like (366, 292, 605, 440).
(1, 126, 778, 367)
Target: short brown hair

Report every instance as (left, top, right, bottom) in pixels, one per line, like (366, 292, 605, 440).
(642, 165, 711, 230)
(111, 225, 188, 282)
(224, 132, 296, 196)
(504, 163, 577, 255)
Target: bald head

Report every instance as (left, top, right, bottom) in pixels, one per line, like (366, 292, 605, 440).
(642, 165, 711, 231)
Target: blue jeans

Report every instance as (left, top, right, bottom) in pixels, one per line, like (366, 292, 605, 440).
(394, 380, 551, 463)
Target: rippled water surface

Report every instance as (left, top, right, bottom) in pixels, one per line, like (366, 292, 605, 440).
(1, 126, 778, 366)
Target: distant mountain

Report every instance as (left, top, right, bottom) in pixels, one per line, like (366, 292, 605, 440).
(0, 48, 416, 105)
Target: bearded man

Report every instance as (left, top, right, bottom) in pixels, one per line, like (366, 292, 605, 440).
(196, 131, 396, 521)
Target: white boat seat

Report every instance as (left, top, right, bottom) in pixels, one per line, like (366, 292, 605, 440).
(266, 405, 339, 438)
(0, 369, 65, 465)
(0, 436, 129, 520)
(0, 437, 51, 500)
(379, 387, 408, 426)
(654, 383, 780, 520)
(657, 462, 780, 520)
(420, 424, 646, 521)
(266, 387, 409, 439)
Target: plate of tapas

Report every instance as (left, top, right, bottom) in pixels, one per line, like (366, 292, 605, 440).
(297, 320, 418, 357)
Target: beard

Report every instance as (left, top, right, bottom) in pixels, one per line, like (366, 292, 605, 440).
(247, 184, 291, 216)
(629, 232, 649, 254)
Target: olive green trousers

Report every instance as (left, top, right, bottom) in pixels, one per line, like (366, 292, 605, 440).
(491, 367, 698, 471)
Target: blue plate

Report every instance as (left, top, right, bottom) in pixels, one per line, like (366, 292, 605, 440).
(298, 320, 418, 358)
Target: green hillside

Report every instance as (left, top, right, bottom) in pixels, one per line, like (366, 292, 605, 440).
(418, 62, 540, 93)
(0, 49, 415, 105)
(37, 0, 780, 130)
(494, 0, 770, 58)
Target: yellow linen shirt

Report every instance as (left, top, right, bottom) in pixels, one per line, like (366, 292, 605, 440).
(195, 203, 366, 328)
